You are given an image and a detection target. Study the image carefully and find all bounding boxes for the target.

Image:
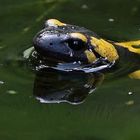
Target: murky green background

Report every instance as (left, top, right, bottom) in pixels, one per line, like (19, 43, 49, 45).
(1, 0, 140, 139)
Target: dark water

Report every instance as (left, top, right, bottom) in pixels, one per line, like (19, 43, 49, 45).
(1, 0, 140, 139)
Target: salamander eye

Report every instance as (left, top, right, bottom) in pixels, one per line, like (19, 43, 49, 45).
(66, 39, 86, 51)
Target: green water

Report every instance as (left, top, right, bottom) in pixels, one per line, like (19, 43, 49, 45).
(1, 0, 140, 139)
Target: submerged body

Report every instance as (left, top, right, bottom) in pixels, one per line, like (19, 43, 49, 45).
(30, 19, 140, 78)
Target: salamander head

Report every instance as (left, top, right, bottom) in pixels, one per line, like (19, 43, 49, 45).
(33, 19, 119, 72)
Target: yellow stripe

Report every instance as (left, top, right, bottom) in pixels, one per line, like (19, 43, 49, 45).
(129, 70, 140, 79)
(47, 19, 66, 27)
(85, 50, 96, 63)
(115, 40, 140, 54)
(70, 33, 87, 42)
(90, 37, 119, 62)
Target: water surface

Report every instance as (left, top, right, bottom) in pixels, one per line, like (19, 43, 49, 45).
(0, 0, 140, 139)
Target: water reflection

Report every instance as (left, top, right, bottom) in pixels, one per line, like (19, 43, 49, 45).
(33, 68, 104, 105)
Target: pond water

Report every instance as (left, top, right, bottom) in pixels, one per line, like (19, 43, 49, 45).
(1, 0, 140, 139)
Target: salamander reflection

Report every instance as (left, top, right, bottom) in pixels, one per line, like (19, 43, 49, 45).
(33, 69, 104, 105)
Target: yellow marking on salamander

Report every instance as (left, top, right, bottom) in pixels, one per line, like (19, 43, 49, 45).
(70, 33, 87, 42)
(115, 40, 140, 80)
(129, 70, 140, 79)
(90, 37, 119, 62)
(47, 19, 66, 27)
(115, 40, 140, 54)
(85, 50, 96, 63)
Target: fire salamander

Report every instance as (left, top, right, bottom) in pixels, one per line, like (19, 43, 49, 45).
(26, 19, 140, 79)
